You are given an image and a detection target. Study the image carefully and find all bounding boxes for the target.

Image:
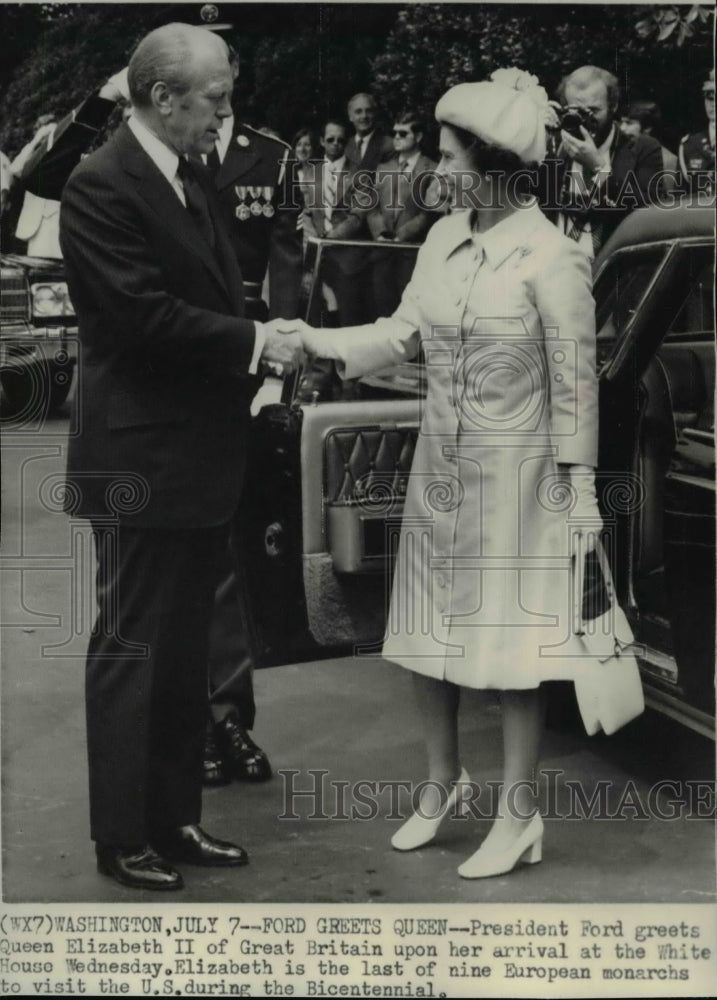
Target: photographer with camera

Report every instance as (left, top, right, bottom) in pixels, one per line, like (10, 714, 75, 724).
(540, 65, 663, 258)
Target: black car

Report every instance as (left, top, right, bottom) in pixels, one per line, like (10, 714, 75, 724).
(0, 253, 77, 420)
(241, 198, 715, 740)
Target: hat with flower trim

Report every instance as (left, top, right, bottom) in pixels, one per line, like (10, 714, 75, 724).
(435, 68, 552, 164)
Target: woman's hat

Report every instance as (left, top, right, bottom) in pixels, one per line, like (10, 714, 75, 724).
(435, 68, 550, 164)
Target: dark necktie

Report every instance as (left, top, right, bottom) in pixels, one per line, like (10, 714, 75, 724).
(177, 156, 215, 248)
(206, 144, 222, 177)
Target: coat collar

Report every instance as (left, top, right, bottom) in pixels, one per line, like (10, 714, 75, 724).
(442, 199, 546, 269)
(213, 123, 288, 190)
(115, 124, 237, 311)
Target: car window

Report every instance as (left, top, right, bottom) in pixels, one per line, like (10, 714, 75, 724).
(592, 246, 668, 369)
(656, 243, 715, 450)
(297, 239, 424, 403)
(661, 244, 714, 344)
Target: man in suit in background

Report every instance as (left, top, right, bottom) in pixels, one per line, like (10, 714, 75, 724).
(302, 118, 373, 325)
(366, 111, 438, 317)
(541, 65, 663, 259)
(344, 92, 394, 176)
(60, 22, 303, 891)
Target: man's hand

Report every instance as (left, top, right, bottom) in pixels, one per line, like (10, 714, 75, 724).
(99, 67, 130, 103)
(560, 126, 609, 174)
(260, 319, 307, 376)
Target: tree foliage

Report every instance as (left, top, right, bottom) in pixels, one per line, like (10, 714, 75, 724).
(635, 4, 714, 46)
(371, 4, 713, 151)
(0, 3, 712, 158)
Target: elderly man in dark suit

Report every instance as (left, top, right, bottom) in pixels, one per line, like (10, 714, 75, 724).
(540, 65, 663, 259)
(60, 22, 303, 891)
(344, 93, 394, 176)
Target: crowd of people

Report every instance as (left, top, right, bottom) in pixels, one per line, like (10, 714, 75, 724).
(1, 16, 714, 893)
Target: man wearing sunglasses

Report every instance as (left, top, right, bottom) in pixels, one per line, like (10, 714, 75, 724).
(366, 112, 438, 316)
(302, 119, 374, 325)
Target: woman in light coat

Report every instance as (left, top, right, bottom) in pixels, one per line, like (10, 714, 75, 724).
(295, 71, 602, 878)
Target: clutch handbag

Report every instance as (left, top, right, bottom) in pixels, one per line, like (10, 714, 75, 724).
(572, 533, 645, 736)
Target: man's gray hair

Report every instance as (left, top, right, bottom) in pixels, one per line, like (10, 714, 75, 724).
(128, 22, 225, 108)
(347, 92, 375, 112)
(557, 65, 620, 111)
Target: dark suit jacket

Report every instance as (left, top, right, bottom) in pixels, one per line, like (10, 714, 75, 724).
(540, 130, 664, 242)
(366, 154, 438, 243)
(300, 159, 373, 275)
(345, 130, 395, 176)
(60, 123, 257, 529)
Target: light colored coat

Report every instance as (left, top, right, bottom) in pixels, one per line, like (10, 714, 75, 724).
(309, 202, 599, 688)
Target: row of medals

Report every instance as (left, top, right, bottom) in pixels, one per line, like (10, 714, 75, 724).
(235, 185, 275, 220)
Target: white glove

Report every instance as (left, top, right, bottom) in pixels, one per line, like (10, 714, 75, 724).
(560, 463, 603, 537)
(294, 321, 342, 361)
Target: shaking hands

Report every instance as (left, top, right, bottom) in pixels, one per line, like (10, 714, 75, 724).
(260, 318, 331, 377)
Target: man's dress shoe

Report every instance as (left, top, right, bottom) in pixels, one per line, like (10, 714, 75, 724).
(96, 844, 184, 890)
(153, 824, 249, 866)
(203, 718, 230, 787)
(217, 712, 272, 782)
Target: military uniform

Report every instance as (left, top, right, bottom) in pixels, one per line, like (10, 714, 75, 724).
(678, 129, 716, 195)
(205, 119, 303, 782)
(211, 122, 303, 321)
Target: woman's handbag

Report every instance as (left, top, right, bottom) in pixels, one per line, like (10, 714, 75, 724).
(572, 533, 645, 736)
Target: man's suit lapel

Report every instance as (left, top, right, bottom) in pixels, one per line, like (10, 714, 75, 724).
(116, 125, 235, 309)
(206, 184, 245, 315)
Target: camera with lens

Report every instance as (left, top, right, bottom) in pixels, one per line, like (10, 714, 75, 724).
(557, 105, 599, 139)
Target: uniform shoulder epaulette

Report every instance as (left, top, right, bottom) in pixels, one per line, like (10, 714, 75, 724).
(241, 123, 291, 151)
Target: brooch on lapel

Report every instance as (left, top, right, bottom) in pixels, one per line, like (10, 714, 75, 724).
(237, 135, 250, 148)
(510, 245, 533, 266)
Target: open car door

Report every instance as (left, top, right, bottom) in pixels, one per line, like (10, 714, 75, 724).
(242, 237, 424, 665)
(594, 209, 715, 736)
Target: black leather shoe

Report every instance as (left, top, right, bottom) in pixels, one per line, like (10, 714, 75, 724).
(153, 825, 248, 867)
(96, 843, 184, 891)
(217, 712, 272, 782)
(203, 718, 230, 787)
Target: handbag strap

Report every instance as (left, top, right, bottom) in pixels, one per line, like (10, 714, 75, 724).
(572, 532, 618, 636)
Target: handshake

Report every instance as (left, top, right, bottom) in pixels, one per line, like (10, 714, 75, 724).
(259, 318, 326, 377)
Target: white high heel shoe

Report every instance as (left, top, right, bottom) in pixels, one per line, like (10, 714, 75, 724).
(391, 768, 472, 852)
(457, 812, 544, 879)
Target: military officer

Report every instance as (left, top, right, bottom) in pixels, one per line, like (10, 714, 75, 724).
(209, 114, 303, 321)
(678, 70, 715, 195)
(202, 101, 304, 787)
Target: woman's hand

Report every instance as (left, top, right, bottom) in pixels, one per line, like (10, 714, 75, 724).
(558, 463, 603, 541)
(284, 319, 341, 361)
